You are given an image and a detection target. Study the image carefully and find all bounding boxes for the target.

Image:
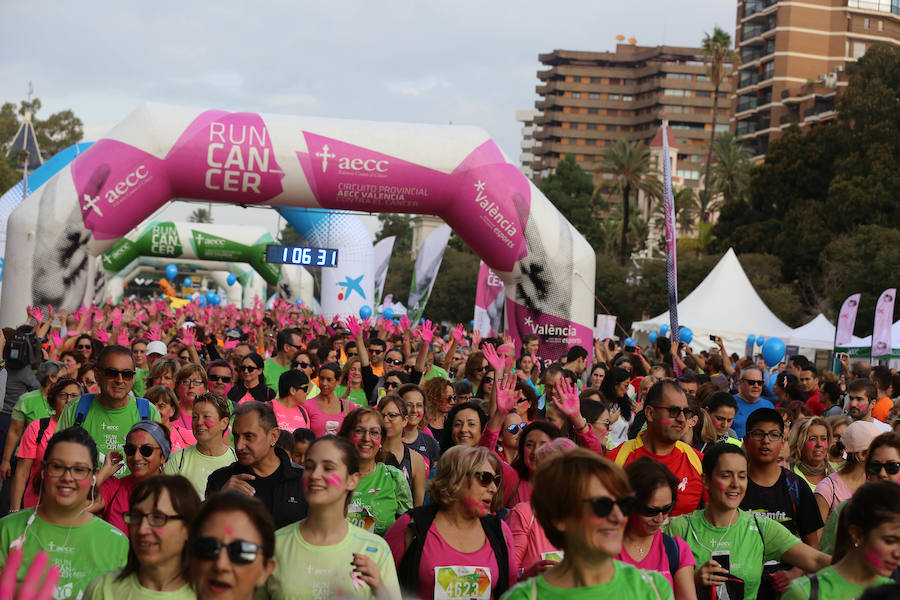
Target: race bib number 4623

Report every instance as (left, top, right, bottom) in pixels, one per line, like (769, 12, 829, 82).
(434, 566, 491, 600)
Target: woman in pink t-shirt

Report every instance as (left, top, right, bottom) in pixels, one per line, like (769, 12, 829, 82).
(385, 446, 516, 599)
(9, 378, 83, 510)
(617, 456, 696, 600)
(306, 363, 353, 437)
(271, 370, 311, 433)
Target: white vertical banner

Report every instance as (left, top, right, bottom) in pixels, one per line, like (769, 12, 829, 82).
(594, 314, 617, 341)
(373, 235, 396, 310)
(408, 224, 452, 322)
(474, 261, 505, 336)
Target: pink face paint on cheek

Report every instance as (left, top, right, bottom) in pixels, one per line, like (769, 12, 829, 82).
(204, 420, 216, 428)
(350, 435, 363, 444)
(153, 528, 165, 536)
(224, 526, 233, 536)
(865, 548, 885, 570)
(79, 478, 91, 487)
(326, 474, 343, 488)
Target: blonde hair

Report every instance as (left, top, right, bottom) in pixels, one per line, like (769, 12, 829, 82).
(175, 362, 207, 386)
(427, 446, 503, 513)
(789, 416, 832, 464)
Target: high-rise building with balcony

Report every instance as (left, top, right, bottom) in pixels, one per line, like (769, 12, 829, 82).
(531, 44, 735, 189)
(515, 109, 542, 179)
(733, 0, 900, 156)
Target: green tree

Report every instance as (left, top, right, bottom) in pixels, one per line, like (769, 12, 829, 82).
(537, 154, 605, 251)
(278, 221, 305, 245)
(188, 208, 213, 223)
(421, 244, 480, 323)
(0, 98, 84, 159)
(654, 186, 698, 236)
(602, 140, 658, 264)
(710, 131, 752, 207)
(375, 213, 412, 253)
(700, 26, 739, 222)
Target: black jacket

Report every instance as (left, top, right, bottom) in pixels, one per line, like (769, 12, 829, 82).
(206, 447, 308, 529)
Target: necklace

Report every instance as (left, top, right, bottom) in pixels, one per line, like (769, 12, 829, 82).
(624, 534, 651, 560)
(690, 508, 738, 553)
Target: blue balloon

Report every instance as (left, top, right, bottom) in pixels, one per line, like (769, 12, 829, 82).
(747, 334, 756, 345)
(679, 327, 693, 345)
(359, 305, 372, 319)
(383, 307, 395, 320)
(296, 299, 304, 307)
(660, 324, 669, 336)
(212, 294, 222, 306)
(756, 336, 765, 347)
(226, 273, 237, 286)
(761, 337, 786, 367)
(470, 320, 475, 327)
(165, 264, 178, 281)
(206, 290, 216, 302)
(186, 293, 194, 301)
(648, 331, 658, 343)
(625, 337, 636, 347)
(197, 296, 206, 307)
(183, 277, 192, 288)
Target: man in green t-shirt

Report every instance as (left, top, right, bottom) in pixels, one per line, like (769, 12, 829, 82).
(264, 328, 302, 393)
(57, 345, 160, 467)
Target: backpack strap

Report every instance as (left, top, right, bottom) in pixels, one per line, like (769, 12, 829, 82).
(808, 573, 819, 600)
(752, 513, 766, 557)
(397, 504, 439, 596)
(661, 533, 680, 577)
(35, 418, 52, 447)
(73, 394, 96, 427)
(135, 397, 152, 421)
(480, 514, 511, 596)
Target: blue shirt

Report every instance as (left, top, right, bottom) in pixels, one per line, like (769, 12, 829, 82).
(733, 394, 775, 439)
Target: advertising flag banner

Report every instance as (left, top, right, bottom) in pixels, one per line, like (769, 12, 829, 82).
(834, 293, 861, 347)
(871, 288, 896, 359)
(474, 261, 505, 336)
(372, 236, 395, 309)
(408, 224, 452, 322)
(594, 314, 617, 341)
(661, 123, 680, 346)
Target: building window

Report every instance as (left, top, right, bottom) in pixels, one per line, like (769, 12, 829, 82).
(676, 169, 701, 180)
(589, 92, 601, 99)
(664, 89, 686, 97)
(589, 108, 599, 114)
(864, 18, 870, 29)
(586, 139, 597, 146)
(853, 41, 867, 58)
(591, 77, 603, 83)
(696, 74, 710, 82)
(586, 123, 598, 130)
(878, 20, 883, 31)
(609, 93, 620, 100)
(572, 92, 581, 98)
(696, 90, 712, 98)
(715, 124, 730, 133)
(623, 95, 634, 102)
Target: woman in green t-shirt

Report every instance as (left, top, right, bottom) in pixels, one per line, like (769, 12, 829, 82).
(783, 481, 899, 600)
(502, 448, 672, 600)
(336, 358, 368, 408)
(0, 427, 129, 600)
(338, 407, 413, 535)
(84, 475, 201, 599)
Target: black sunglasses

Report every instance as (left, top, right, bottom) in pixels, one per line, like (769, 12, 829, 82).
(293, 361, 311, 369)
(190, 536, 261, 565)
(208, 374, 232, 383)
(384, 381, 400, 389)
(384, 358, 403, 366)
(866, 461, 900, 476)
(102, 367, 136, 381)
(124, 443, 158, 458)
(473, 471, 501, 487)
(653, 405, 697, 419)
(584, 495, 636, 518)
(742, 379, 765, 386)
(240, 365, 259, 372)
(639, 500, 676, 517)
(76, 344, 92, 350)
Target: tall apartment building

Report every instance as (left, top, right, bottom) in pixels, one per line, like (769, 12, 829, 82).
(531, 44, 735, 189)
(515, 109, 542, 179)
(733, 0, 900, 156)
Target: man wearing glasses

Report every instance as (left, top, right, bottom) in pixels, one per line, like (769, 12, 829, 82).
(732, 366, 774, 439)
(740, 408, 823, 599)
(366, 339, 388, 377)
(56, 345, 159, 470)
(263, 328, 302, 394)
(608, 380, 704, 517)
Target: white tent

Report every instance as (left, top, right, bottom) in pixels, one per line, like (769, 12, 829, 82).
(632, 248, 794, 356)
(788, 313, 835, 350)
(838, 319, 900, 360)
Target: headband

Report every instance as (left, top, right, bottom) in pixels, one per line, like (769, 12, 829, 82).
(128, 420, 172, 460)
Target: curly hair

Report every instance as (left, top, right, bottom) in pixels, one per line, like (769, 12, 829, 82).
(427, 446, 503, 513)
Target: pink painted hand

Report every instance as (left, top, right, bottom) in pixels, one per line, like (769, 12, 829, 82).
(182, 327, 196, 348)
(94, 329, 110, 344)
(49, 332, 62, 348)
(0, 548, 60, 600)
(552, 377, 582, 421)
(111, 308, 122, 328)
(481, 343, 505, 374)
(346, 316, 363, 339)
(399, 314, 411, 332)
(149, 326, 161, 341)
(419, 320, 436, 345)
(117, 330, 131, 347)
(452, 323, 466, 345)
(224, 339, 239, 350)
(31, 307, 44, 324)
(496, 372, 518, 414)
(472, 330, 482, 350)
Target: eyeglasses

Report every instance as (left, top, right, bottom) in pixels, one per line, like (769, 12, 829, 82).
(76, 344, 92, 350)
(44, 461, 92, 480)
(240, 365, 259, 372)
(748, 429, 784, 442)
(384, 358, 403, 366)
(446, 394, 458, 403)
(516, 396, 529, 404)
(208, 374, 232, 383)
(182, 379, 205, 388)
(190, 536, 261, 565)
(475, 366, 487, 373)
(352, 428, 382, 440)
(406, 402, 424, 411)
(473, 471, 501, 487)
(382, 411, 402, 421)
(584, 495, 636, 518)
(346, 352, 359, 358)
(653, 405, 696, 419)
(123, 510, 184, 528)
(595, 419, 611, 429)
(285, 343, 302, 350)
(506, 423, 523, 435)
(102, 367, 136, 381)
(124, 443, 159, 458)
(742, 379, 764, 387)
(866, 461, 900, 476)
(639, 501, 676, 517)
(457, 394, 473, 402)
(384, 381, 400, 389)
(58, 392, 81, 401)
(482, 377, 494, 385)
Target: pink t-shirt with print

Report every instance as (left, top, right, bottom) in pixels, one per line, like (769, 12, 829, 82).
(615, 529, 695, 590)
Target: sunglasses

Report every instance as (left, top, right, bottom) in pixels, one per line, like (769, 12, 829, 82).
(102, 367, 136, 381)
(475, 366, 487, 373)
(584, 495, 636, 518)
(446, 394, 457, 403)
(190, 536, 261, 565)
(639, 500, 676, 517)
(76, 344, 92, 350)
(473, 471, 501, 487)
(240, 365, 259, 372)
(482, 377, 494, 385)
(208, 374, 232, 383)
(506, 423, 523, 435)
(384, 358, 403, 366)
(384, 381, 400, 389)
(294, 361, 311, 369)
(742, 379, 765, 387)
(866, 461, 900, 476)
(653, 405, 697, 419)
(124, 443, 158, 458)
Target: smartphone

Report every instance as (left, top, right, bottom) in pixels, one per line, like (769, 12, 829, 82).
(709, 335, 718, 342)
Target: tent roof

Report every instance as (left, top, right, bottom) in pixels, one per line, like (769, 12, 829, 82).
(633, 248, 793, 353)
(787, 313, 835, 350)
(5, 116, 43, 171)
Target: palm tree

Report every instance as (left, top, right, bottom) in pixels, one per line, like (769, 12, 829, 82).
(654, 186, 699, 236)
(711, 132, 752, 207)
(700, 26, 740, 222)
(188, 208, 213, 224)
(602, 140, 657, 264)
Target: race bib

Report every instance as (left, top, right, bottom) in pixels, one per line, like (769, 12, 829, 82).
(347, 503, 376, 532)
(434, 566, 492, 600)
(541, 550, 564, 563)
(325, 420, 339, 435)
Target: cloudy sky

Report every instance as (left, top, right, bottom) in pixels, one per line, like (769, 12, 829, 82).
(1, 0, 735, 234)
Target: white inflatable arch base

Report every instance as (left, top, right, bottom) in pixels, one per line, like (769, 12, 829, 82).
(3, 103, 595, 362)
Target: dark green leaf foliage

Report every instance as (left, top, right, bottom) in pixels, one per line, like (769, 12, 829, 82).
(537, 154, 606, 250)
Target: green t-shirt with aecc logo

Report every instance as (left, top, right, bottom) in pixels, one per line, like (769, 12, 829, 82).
(164, 444, 237, 500)
(0, 508, 129, 600)
(347, 463, 412, 536)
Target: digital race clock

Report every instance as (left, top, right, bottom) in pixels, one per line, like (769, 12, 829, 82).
(265, 245, 339, 267)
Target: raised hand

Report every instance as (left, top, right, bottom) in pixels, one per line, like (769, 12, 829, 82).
(481, 343, 505, 374)
(31, 306, 45, 324)
(116, 329, 131, 347)
(149, 325, 162, 341)
(49, 332, 62, 348)
(94, 329, 110, 344)
(399, 314, 411, 332)
(418, 319, 436, 345)
(496, 372, 518, 414)
(452, 323, 466, 345)
(182, 327, 197, 348)
(346, 316, 363, 339)
(553, 377, 582, 422)
(0, 548, 60, 599)
(224, 339, 239, 350)
(111, 308, 122, 328)
(472, 329, 482, 350)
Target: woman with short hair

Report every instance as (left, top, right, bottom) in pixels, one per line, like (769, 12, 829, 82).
(228, 352, 276, 406)
(789, 416, 834, 489)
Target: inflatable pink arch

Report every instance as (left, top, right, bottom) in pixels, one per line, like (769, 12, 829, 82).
(3, 103, 595, 363)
